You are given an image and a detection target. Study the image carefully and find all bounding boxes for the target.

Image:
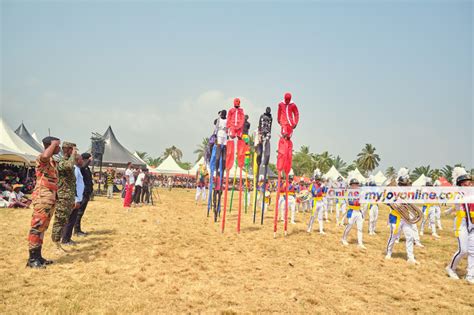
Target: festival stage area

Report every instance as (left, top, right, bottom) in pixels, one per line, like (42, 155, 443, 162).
(1, 189, 473, 313)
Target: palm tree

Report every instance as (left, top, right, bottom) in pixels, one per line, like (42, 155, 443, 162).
(331, 155, 348, 175)
(178, 161, 192, 170)
(193, 137, 209, 162)
(135, 151, 148, 160)
(441, 165, 454, 182)
(163, 146, 183, 162)
(385, 166, 396, 181)
(431, 169, 442, 181)
(293, 146, 314, 176)
(147, 157, 163, 168)
(300, 145, 310, 155)
(313, 151, 333, 173)
(356, 144, 380, 175)
(411, 165, 432, 181)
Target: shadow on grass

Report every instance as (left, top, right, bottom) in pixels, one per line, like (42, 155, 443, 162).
(87, 229, 117, 236)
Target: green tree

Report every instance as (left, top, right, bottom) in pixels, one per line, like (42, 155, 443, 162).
(356, 144, 380, 175)
(431, 169, 442, 181)
(135, 151, 149, 160)
(411, 165, 432, 181)
(293, 146, 314, 176)
(331, 155, 348, 176)
(441, 165, 454, 182)
(178, 161, 192, 170)
(193, 137, 209, 162)
(146, 157, 163, 168)
(385, 166, 396, 181)
(313, 151, 333, 173)
(163, 146, 183, 162)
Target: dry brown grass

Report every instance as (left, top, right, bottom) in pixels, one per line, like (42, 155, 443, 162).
(1, 188, 473, 314)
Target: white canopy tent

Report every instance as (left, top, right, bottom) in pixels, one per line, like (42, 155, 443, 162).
(351, 168, 367, 184)
(324, 166, 343, 181)
(412, 174, 428, 187)
(0, 144, 34, 164)
(133, 152, 153, 169)
(150, 155, 188, 175)
(0, 118, 39, 161)
(373, 170, 387, 186)
(189, 157, 207, 175)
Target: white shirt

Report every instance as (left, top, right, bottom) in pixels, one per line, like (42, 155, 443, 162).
(74, 165, 84, 203)
(135, 173, 145, 187)
(125, 168, 135, 185)
(7, 191, 18, 203)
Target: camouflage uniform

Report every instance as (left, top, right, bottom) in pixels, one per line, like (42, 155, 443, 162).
(51, 145, 76, 243)
(28, 156, 58, 249)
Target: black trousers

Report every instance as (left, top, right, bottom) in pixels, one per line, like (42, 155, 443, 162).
(62, 207, 79, 243)
(133, 185, 142, 204)
(74, 195, 90, 233)
(141, 185, 150, 203)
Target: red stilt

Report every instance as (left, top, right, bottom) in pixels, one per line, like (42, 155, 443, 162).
(237, 167, 243, 233)
(284, 173, 290, 236)
(273, 171, 282, 238)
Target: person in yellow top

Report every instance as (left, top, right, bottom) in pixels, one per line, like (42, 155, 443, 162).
(445, 167, 473, 283)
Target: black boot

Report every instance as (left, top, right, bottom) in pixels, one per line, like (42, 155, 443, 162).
(26, 248, 46, 269)
(74, 222, 87, 237)
(38, 247, 53, 265)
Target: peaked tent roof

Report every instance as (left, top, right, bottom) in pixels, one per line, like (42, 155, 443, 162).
(412, 174, 428, 187)
(99, 126, 145, 168)
(31, 132, 41, 146)
(324, 166, 343, 181)
(0, 118, 40, 158)
(133, 152, 151, 168)
(351, 168, 367, 184)
(15, 123, 44, 152)
(189, 157, 206, 175)
(151, 155, 188, 175)
(373, 171, 387, 186)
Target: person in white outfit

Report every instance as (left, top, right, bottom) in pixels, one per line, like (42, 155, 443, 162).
(279, 177, 297, 224)
(366, 177, 379, 235)
(385, 168, 420, 264)
(195, 163, 208, 205)
(419, 178, 440, 238)
(335, 177, 347, 226)
(307, 169, 326, 234)
(342, 172, 366, 249)
(445, 167, 474, 284)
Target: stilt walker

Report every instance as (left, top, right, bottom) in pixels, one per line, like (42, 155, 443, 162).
(221, 98, 245, 233)
(242, 116, 251, 214)
(273, 93, 299, 237)
(210, 110, 227, 218)
(252, 129, 261, 223)
(207, 135, 217, 216)
(258, 107, 273, 225)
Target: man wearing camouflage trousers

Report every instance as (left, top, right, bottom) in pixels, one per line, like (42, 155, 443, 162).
(27, 136, 61, 268)
(51, 141, 78, 252)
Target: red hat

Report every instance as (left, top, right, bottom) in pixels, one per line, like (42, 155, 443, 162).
(234, 98, 241, 107)
(284, 93, 292, 104)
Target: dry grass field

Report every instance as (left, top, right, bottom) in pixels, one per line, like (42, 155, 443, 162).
(1, 188, 473, 314)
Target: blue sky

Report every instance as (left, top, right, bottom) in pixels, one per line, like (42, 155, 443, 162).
(1, 0, 472, 171)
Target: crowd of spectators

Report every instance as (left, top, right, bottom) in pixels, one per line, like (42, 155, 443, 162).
(0, 163, 35, 208)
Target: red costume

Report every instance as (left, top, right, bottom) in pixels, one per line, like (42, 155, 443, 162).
(277, 93, 299, 139)
(227, 98, 245, 139)
(274, 92, 300, 236)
